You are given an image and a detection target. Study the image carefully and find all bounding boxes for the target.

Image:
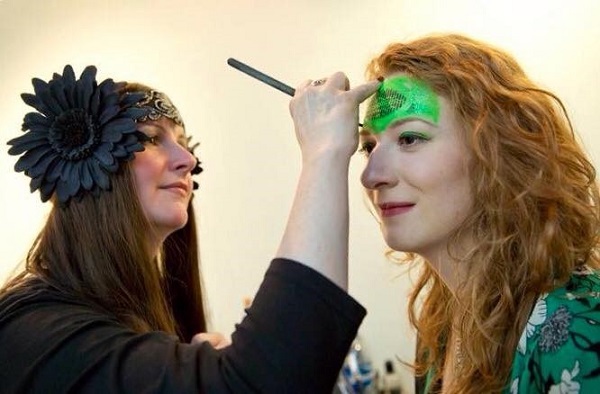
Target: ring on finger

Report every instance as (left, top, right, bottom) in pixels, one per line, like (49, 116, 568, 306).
(312, 78, 327, 86)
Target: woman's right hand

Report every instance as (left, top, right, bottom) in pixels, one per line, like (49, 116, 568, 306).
(276, 74, 380, 290)
(289, 72, 380, 162)
(191, 332, 231, 350)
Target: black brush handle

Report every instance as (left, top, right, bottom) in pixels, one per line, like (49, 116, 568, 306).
(227, 58, 296, 96)
(227, 58, 364, 127)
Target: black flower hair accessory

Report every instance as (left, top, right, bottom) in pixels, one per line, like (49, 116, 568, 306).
(7, 65, 150, 203)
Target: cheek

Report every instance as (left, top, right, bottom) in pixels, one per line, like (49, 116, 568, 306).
(434, 158, 473, 215)
(131, 153, 163, 195)
(411, 151, 471, 204)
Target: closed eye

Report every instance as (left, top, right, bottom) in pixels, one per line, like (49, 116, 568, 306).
(136, 131, 160, 146)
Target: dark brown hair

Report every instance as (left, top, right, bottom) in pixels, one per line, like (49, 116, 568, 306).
(2, 83, 206, 342)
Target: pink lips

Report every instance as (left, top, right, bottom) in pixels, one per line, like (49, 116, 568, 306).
(161, 181, 190, 196)
(378, 202, 415, 217)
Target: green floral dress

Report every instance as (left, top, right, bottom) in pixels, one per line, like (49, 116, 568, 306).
(508, 266, 600, 393)
(418, 267, 600, 393)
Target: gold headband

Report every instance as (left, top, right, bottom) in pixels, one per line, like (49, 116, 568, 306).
(135, 90, 184, 127)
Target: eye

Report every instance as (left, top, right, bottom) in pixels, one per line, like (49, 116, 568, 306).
(358, 140, 376, 156)
(398, 132, 429, 147)
(136, 131, 159, 145)
(177, 138, 189, 150)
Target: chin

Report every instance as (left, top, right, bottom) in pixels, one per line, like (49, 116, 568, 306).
(155, 212, 189, 234)
(383, 232, 417, 254)
(169, 215, 189, 231)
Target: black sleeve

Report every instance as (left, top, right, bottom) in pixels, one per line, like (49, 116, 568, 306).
(0, 258, 366, 394)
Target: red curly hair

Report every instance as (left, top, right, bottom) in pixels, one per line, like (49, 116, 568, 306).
(366, 34, 600, 393)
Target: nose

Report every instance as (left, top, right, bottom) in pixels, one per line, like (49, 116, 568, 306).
(360, 146, 397, 190)
(169, 141, 196, 174)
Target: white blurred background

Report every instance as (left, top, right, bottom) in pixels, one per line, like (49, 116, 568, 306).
(1, 1, 599, 392)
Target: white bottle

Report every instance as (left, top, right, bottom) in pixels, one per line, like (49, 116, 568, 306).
(379, 360, 402, 394)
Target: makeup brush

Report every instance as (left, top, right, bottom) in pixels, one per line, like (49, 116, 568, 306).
(227, 58, 296, 96)
(227, 58, 364, 127)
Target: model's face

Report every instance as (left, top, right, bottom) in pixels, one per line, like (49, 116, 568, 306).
(360, 75, 473, 263)
(133, 117, 195, 243)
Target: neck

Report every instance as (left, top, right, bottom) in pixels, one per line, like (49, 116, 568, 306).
(421, 235, 474, 291)
(147, 234, 165, 263)
(427, 251, 462, 291)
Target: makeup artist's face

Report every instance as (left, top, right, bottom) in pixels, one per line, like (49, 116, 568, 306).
(359, 76, 473, 262)
(133, 117, 195, 242)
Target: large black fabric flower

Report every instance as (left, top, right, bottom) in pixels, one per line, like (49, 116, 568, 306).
(7, 65, 149, 203)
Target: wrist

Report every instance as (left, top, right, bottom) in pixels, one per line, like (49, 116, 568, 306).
(301, 147, 353, 168)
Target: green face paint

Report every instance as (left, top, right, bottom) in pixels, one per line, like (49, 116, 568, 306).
(363, 75, 440, 134)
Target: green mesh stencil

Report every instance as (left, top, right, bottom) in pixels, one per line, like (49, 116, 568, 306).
(363, 76, 440, 133)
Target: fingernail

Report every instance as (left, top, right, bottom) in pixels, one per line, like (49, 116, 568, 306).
(377, 76, 385, 82)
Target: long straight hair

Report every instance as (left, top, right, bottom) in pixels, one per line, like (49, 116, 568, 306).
(2, 146, 206, 341)
(163, 195, 207, 341)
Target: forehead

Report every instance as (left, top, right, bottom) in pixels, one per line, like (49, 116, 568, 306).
(360, 95, 459, 141)
(134, 90, 185, 127)
(363, 73, 440, 134)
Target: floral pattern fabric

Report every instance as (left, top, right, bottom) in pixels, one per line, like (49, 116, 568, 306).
(508, 267, 600, 393)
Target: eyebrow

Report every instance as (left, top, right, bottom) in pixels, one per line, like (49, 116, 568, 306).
(390, 116, 437, 128)
(140, 123, 187, 140)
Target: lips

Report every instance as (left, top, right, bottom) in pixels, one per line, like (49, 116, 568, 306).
(160, 181, 190, 196)
(378, 202, 415, 217)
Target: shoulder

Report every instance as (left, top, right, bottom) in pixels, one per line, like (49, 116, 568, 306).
(509, 267, 600, 393)
(522, 267, 599, 336)
(551, 266, 600, 302)
(1, 278, 115, 326)
(0, 279, 127, 362)
(0, 280, 204, 393)
(542, 267, 600, 338)
(543, 266, 600, 326)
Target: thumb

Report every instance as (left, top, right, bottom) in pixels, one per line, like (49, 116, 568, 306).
(348, 79, 382, 104)
(191, 332, 211, 345)
(192, 332, 232, 349)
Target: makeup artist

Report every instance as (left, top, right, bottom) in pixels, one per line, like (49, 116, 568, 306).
(0, 65, 380, 393)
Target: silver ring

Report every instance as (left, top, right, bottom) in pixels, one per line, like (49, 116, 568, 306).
(312, 78, 326, 86)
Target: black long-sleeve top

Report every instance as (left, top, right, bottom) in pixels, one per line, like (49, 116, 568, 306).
(0, 258, 366, 393)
